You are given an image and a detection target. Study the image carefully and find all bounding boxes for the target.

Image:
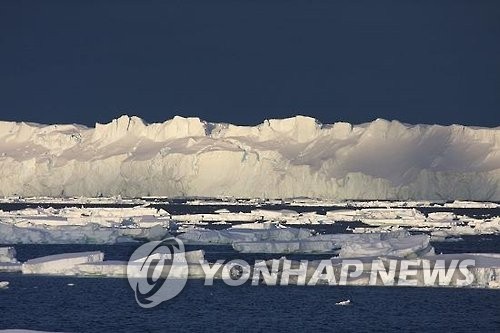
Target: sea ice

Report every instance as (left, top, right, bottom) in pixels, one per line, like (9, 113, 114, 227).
(22, 251, 104, 275)
(177, 226, 312, 244)
(232, 240, 337, 253)
(0, 247, 18, 263)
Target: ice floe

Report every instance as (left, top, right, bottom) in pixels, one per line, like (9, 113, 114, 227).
(22, 251, 104, 275)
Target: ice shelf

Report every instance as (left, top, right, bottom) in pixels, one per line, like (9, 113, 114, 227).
(0, 116, 498, 200)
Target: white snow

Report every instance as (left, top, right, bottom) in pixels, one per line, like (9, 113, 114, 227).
(0, 115, 498, 200)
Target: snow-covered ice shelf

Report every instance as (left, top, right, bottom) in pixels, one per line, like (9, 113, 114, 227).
(0, 115, 498, 200)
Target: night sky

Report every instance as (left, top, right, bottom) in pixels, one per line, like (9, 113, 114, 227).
(1, 0, 499, 127)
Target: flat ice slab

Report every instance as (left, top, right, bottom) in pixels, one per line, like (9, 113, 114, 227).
(19, 249, 207, 277)
(229, 229, 433, 256)
(22, 251, 104, 275)
(178, 227, 312, 244)
(233, 240, 337, 253)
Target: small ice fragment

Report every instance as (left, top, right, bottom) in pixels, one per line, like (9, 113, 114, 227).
(67, 283, 75, 286)
(0, 281, 9, 289)
(335, 299, 351, 306)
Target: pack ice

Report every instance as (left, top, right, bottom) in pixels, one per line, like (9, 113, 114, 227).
(0, 115, 498, 200)
(179, 226, 434, 257)
(0, 206, 170, 244)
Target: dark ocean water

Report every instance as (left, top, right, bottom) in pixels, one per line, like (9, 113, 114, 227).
(0, 276, 499, 333)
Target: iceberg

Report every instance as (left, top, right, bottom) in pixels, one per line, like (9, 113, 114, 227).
(0, 116, 498, 200)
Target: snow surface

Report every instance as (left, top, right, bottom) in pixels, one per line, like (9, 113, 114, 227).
(0, 115, 498, 200)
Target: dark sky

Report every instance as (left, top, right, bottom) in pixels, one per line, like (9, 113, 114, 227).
(1, 0, 499, 127)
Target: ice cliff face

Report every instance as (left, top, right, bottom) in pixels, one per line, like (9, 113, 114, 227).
(0, 115, 498, 200)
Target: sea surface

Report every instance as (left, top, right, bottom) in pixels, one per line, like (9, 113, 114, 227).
(0, 203, 499, 332)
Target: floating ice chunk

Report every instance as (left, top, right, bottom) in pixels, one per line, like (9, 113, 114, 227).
(0, 281, 9, 289)
(77, 250, 206, 278)
(178, 227, 312, 244)
(0, 221, 168, 244)
(427, 212, 457, 221)
(22, 251, 104, 275)
(335, 300, 351, 306)
(338, 234, 433, 258)
(129, 249, 205, 264)
(232, 240, 337, 253)
(0, 247, 18, 263)
(76, 260, 129, 277)
(230, 222, 284, 230)
(429, 218, 500, 239)
(308, 230, 433, 258)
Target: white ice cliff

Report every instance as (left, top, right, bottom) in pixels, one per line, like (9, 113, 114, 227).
(0, 115, 498, 200)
